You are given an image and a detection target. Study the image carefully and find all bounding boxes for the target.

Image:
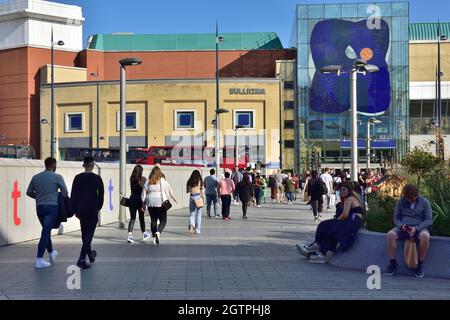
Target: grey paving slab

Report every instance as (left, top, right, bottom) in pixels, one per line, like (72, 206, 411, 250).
(0, 199, 449, 300)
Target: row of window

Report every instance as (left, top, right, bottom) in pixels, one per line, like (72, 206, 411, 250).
(64, 110, 257, 133)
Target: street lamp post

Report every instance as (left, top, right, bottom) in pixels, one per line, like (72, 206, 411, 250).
(320, 59, 379, 182)
(118, 58, 142, 229)
(366, 118, 382, 172)
(436, 23, 447, 160)
(235, 125, 245, 167)
(91, 68, 100, 148)
(50, 28, 64, 159)
(215, 23, 225, 177)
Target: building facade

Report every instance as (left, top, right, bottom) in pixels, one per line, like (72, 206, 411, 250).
(40, 74, 286, 168)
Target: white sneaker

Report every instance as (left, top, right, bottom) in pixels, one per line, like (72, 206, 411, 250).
(215, 215, 220, 219)
(155, 232, 161, 245)
(309, 252, 333, 264)
(257, 205, 261, 208)
(49, 250, 58, 264)
(127, 233, 134, 243)
(143, 232, 151, 241)
(35, 258, 51, 269)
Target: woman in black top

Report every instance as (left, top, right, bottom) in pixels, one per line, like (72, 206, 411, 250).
(238, 173, 255, 220)
(127, 165, 149, 243)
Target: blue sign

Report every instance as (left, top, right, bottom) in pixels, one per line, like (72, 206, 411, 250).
(340, 140, 396, 149)
(108, 179, 114, 211)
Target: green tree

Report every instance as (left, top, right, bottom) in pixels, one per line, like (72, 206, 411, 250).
(401, 147, 439, 185)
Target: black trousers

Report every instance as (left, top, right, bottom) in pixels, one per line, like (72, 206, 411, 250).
(79, 216, 98, 261)
(148, 207, 167, 236)
(311, 198, 324, 218)
(128, 205, 146, 233)
(242, 201, 249, 217)
(221, 195, 232, 218)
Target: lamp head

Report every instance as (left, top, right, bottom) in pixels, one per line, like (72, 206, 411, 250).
(440, 35, 448, 41)
(41, 119, 49, 125)
(57, 40, 65, 46)
(119, 58, 143, 66)
(216, 108, 229, 114)
(320, 65, 343, 75)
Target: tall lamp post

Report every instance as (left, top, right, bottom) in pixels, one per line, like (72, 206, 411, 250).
(50, 29, 64, 159)
(215, 23, 226, 177)
(366, 118, 382, 172)
(436, 23, 448, 160)
(118, 58, 142, 229)
(234, 125, 245, 167)
(90, 68, 100, 148)
(320, 59, 379, 182)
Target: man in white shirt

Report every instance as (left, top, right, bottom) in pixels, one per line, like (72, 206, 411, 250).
(320, 168, 334, 210)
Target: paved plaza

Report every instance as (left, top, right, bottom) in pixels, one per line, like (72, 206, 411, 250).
(0, 200, 449, 300)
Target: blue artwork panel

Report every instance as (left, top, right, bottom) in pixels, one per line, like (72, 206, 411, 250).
(310, 19, 391, 114)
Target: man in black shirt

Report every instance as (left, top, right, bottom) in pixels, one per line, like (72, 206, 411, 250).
(71, 156, 104, 269)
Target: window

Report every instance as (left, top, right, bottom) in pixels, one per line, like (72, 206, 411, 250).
(284, 140, 295, 149)
(116, 111, 138, 131)
(284, 120, 295, 129)
(284, 81, 295, 90)
(235, 111, 254, 128)
(175, 111, 195, 129)
(284, 101, 295, 110)
(65, 113, 84, 132)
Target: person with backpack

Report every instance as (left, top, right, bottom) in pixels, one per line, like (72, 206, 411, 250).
(308, 170, 327, 223)
(71, 157, 104, 270)
(204, 169, 219, 219)
(26, 157, 69, 269)
(127, 165, 150, 243)
(238, 173, 255, 220)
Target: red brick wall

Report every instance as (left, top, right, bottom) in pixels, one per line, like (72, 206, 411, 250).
(84, 49, 296, 81)
(0, 47, 79, 155)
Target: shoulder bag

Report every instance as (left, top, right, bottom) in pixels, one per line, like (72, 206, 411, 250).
(160, 180, 172, 212)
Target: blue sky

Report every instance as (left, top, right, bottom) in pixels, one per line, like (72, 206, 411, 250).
(2, 0, 450, 46)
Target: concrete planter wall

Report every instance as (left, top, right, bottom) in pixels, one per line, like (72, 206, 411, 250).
(0, 158, 209, 247)
(328, 230, 450, 279)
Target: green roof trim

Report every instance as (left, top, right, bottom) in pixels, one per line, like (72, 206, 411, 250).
(409, 22, 450, 41)
(88, 32, 284, 51)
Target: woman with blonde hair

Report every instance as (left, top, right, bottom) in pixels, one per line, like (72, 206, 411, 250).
(141, 166, 177, 245)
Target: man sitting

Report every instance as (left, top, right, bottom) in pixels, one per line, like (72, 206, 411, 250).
(386, 185, 433, 278)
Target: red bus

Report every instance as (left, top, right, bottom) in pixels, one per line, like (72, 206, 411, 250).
(136, 146, 249, 170)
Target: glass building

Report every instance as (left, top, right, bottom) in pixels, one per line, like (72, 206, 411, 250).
(294, 2, 410, 171)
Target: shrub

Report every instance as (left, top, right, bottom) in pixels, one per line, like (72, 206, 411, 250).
(364, 195, 396, 233)
(401, 147, 439, 185)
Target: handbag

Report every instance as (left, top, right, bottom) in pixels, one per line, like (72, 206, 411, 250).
(194, 196, 204, 209)
(160, 180, 172, 212)
(120, 197, 130, 207)
(404, 238, 418, 269)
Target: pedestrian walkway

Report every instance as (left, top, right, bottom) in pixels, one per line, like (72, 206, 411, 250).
(0, 200, 449, 300)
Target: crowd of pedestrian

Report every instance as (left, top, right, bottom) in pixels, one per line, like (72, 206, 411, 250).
(27, 157, 431, 278)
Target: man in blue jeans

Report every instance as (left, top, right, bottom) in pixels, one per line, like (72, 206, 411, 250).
(204, 169, 219, 218)
(386, 185, 433, 278)
(27, 158, 68, 269)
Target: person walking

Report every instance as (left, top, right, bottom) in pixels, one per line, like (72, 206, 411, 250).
(71, 157, 104, 270)
(231, 166, 242, 205)
(218, 171, 235, 220)
(284, 172, 296, 205)
(127, 165, 150, 243)
(269, 170, 277, 203)
(275, 170, 285, 203)
(26, 157, 69, 269)
(238, 173, 254, 220)
(187, 170, 204, 235)
(320, 168, 334, 210)
(204, 169, 219, 219)
(141, 166, 177, 245)
(308, 170, 327, 223)
(254, 171, 265, 208)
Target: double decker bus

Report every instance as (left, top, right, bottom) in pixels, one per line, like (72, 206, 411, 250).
(136, 146, 250, 170)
